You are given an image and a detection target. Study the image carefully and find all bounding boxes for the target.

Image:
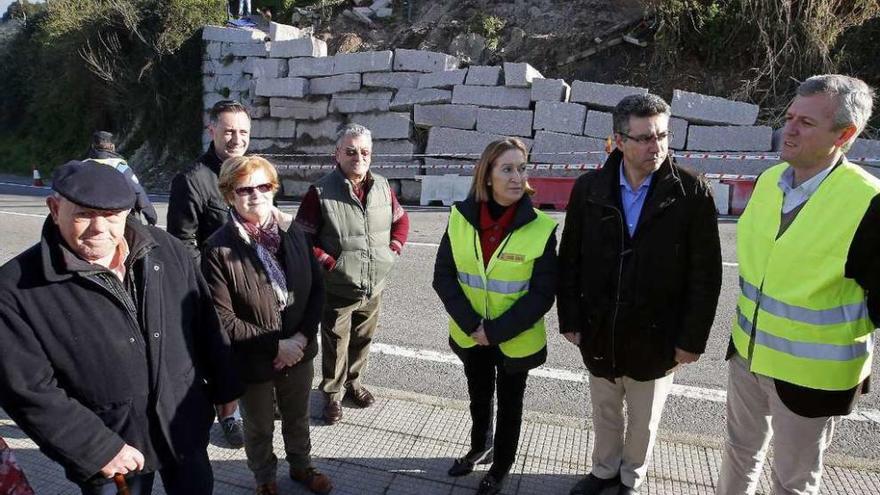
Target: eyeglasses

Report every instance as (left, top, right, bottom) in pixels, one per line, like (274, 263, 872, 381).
(618, 131, 673, 144)
(234, 183, 274, 196)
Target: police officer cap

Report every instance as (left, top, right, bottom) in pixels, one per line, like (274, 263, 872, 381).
(51, 160, 136, 211)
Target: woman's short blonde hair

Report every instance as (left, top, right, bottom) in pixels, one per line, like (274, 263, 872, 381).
(218, 155, 280, 204)
(470, 138, 535, 202)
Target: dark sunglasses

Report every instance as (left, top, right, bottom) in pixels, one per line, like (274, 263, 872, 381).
(234, 183, 274, 196)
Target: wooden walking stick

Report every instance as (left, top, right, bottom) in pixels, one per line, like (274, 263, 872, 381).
(113, 473, 131, 495)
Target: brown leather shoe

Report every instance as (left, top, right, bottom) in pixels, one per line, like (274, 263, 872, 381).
(255, 481, 279, 495)
(345, 386, 375, 408)
(323, 399, 342, 424)
(291, 467, 334, 494)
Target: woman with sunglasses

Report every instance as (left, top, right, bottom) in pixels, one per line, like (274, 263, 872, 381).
(432, 138, 558, 495)
(202, 156, 333, 495)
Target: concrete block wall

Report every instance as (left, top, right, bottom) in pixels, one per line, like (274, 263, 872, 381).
(202, 23, 880, 204)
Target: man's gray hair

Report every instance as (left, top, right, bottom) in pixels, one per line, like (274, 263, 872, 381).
(336, 123, 372, 146)
(796, 74, 874, 141)
(612, 94, 671, 136)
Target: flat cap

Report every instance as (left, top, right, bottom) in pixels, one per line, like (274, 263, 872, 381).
(51, 160, 136, 211)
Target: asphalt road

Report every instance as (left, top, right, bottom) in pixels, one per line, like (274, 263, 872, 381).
(1, 180, 878, 465)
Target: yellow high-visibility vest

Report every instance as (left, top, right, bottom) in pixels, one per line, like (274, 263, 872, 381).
(733, 160, 880, 390)
(447, 205, 556, 358)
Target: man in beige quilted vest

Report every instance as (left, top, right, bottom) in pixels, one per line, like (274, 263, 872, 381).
(295, 124, 410, 425)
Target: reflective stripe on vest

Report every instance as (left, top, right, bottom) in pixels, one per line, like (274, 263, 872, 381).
(733, 160, 880, 390)
(446, 204, 556, 359)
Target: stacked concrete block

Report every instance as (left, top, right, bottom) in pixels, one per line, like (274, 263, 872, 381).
(255, 78, 308, 98)
(531, 78, 570, 102)
(670, 117, 688, 150)
(203, 25, 267, 43)
(269, 37, 328, 58)
(243, 58, 287, 78)
(269, 22, 304, 41)
(288, 57, 336, 77)
(248, 139, 279, 152)
(476, 108, 533, 137)
(363, 72, 421, 89)
(372, 140, 418, 163)
(332, 51, 393, 74)
(426, 127, 533, 157)
(226, 42, 271, 58)
(465, 66, 502, 86)
(503, 62, 543, 87)
(296, 116, 344, 141)
(531, 131, 605, 164)
(309, 74, 361, 95)
(583, 110, 613, 139)
(330, 91, 392, 113)
(270, 97, 329, 120)
(203, 92, 226, 110)
(413, 104, 478, 130)
(671, 89, 759, 125)
(248, 105, 270, 119)
(533, 101, 586, 135)
(419, 69, 468, 89)
(393, 49, 459, 72)
(570, 81, 647, 109)
(390, 88, 452, 110)
(687, 125, 773, 152)
(350, 112, 411, 139)
(451, 85, 531, 109)
(250, 119, 296, 139)
(203, 58, 246, 76)
(203, 74, 251, 93)
(675, 156, 773, 176)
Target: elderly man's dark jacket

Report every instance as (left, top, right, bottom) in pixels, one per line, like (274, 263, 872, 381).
(557, 150, 723, 381)
(0, 218, 243, 484)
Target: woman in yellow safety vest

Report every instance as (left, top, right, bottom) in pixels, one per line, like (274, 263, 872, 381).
(432, 138, 558, 495)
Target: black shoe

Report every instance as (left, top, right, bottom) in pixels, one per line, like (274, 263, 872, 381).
(447, 449, 494, 477)
(570, 473, 621, 495)
(220, 416, 244, 448)
(475, 474, 502, 495)
(617, 484, 638, 495)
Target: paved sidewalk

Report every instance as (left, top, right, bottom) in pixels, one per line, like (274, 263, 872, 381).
(3, 386, 879, 494)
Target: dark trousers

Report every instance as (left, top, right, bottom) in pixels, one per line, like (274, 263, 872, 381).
(462, 346, 529, 478)
(78, 450, 213, 495)
(320, 291, 382, 401)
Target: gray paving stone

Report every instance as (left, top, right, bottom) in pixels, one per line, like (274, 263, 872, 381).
(670, 117, 689, 150)
(464, 65, 502, 86)
(570, 81, 648, 109)
(363, 71, 422, 89)
(350, 112, 412, 139)
(451, 85, 531, 109)
(583, 110, 613, 138)
(332, 50, 394, 74)
(309, 73, 361, 95)
(202, 25, 266, 43)
(503, 62, 543, 87)
(671, 89, 759, 125)
(476, 108, 533, 137)
(255, 77, 308, 98)
(393, 48, 459, 72)
(414, 104, 478, 130)
(296, 116, 344, 141)
(268, 21, 304, 41)
(426, 127, 533, 157)
(330, 90, 393, 113)
(243, 57, 287, 78)
(269, 37, 327, 58)
(534, 101, 586, 135)
(227, 42, 270, 57)
(687, 125, 773, 152)
(531, 131, 605, 163)
(531, 78, 570, 102)
(287, 57, 336, 77)
(419, 69, 468, 89)
(270, 97, 329, 120)
(390, 88, 452, 110)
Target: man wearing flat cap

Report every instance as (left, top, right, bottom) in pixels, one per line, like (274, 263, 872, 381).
(0, 161, 243, 494)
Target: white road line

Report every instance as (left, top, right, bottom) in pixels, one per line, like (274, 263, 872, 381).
(369, 342, 879, 424)
(0, 181, 50, 190)
(0, 210, 44, 218)
(408, 241, 741, 268)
